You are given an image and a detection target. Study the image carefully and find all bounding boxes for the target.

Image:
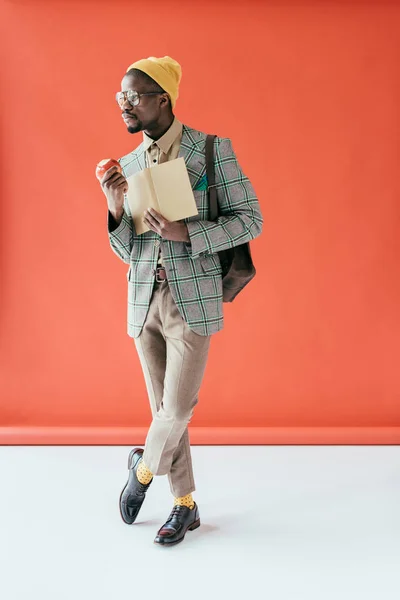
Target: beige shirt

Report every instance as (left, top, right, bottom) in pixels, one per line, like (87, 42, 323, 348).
(143, 117, 183, 266)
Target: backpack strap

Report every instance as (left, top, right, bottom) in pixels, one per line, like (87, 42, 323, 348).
(205, 134, 218, 221)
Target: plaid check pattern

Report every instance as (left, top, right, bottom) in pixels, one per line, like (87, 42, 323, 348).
(108, 124, 263, 337)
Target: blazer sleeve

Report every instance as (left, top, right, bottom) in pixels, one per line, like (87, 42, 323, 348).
(107, 204, 133, 265)
(107, 155, 135, 264)
(185, 137, 263, 259)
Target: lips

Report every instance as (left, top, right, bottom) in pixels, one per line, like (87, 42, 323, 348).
(122, 113, 136, 120)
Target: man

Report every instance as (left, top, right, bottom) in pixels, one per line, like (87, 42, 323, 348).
(99, 55, 263, 546)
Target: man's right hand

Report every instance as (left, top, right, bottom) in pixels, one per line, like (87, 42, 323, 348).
(100, 165, 128, 222)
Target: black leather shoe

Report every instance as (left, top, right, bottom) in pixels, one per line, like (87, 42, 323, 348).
(154, 502, 200, 546)
(119, 448, 152, 524)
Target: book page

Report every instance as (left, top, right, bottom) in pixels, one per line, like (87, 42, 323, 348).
(125, 169, 159, 235)
(149, 157, 198, 223)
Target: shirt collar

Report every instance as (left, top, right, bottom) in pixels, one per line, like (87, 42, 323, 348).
(142, 117, 183, 154)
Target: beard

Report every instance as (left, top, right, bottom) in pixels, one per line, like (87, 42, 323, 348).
(125, 114, 159, 135)
(126, 121, 142, 134)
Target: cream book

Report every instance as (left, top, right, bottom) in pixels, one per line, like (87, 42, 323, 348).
(125, 157, 199, 235)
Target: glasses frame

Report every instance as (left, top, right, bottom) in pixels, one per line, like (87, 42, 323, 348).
(115, 90, 163, 108)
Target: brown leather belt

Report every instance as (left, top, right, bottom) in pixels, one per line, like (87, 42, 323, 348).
(154, 266, 167, 282)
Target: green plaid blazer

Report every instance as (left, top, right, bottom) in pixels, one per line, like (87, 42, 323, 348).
(108, 124, 263, 337)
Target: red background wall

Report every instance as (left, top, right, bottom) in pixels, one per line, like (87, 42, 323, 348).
(1, 1, 399, 444)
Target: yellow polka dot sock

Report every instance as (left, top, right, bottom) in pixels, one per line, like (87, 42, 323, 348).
(136, 458, 153, 485)
(174, 493, 195, 510)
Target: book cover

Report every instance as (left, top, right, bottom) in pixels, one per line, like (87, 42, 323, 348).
(125, 157, 199, 235)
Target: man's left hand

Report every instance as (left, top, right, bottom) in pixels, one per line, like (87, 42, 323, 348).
(143, 208, 190, 243)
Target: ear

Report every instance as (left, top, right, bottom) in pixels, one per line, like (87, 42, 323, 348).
(160, 93, 171, 108)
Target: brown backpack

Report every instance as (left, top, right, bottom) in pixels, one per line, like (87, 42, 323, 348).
(205, 135, 256, 302)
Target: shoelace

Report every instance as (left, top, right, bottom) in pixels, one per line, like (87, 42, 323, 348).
(135, 480, 151, 495)
(166, 504, 188, 522)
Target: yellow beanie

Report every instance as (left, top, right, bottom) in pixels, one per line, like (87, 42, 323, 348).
(125, 56, 182, 109)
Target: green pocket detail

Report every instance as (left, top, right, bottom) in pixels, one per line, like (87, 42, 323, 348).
(194, 174, 208, 191)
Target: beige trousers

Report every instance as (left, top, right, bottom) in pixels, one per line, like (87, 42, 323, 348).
(134, 278, 211, 498)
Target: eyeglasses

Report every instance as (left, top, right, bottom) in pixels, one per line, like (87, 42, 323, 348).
(115, 90, 162, 108)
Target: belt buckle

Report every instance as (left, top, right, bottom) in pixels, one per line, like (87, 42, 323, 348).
(155, 266, 166, 283)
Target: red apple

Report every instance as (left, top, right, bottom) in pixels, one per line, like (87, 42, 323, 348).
(95, 158, 122, 181)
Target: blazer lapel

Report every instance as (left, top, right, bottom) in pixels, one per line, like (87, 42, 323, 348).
(120, 142, 145, 178)
(179, 125, 206, 189)
(124, 126, 205, 188)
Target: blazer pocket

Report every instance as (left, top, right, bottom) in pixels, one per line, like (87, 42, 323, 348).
(200, 254, 222, 275)
(193, 173, 208, 191)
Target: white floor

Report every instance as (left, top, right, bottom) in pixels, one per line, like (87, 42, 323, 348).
(0, 445, 399, 600)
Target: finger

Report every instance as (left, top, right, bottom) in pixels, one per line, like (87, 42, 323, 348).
(116, 180, 128, 194)
(144, 211, 161, 228)
(143, 215, 158, 231)
(147, 208, 167, 226)
(143, 216, 160, 234)
(100, 166, 120, 185)
(116, 179, 128, 189)
(101, 172, 121, 187)
(103, 174, 127, 189)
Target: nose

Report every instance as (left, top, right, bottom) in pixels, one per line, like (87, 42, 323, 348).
(117, 91, 131, 110)
(121, 97, 132, 110)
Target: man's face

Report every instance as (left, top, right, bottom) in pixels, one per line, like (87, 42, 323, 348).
(119, 73, 165, 134)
